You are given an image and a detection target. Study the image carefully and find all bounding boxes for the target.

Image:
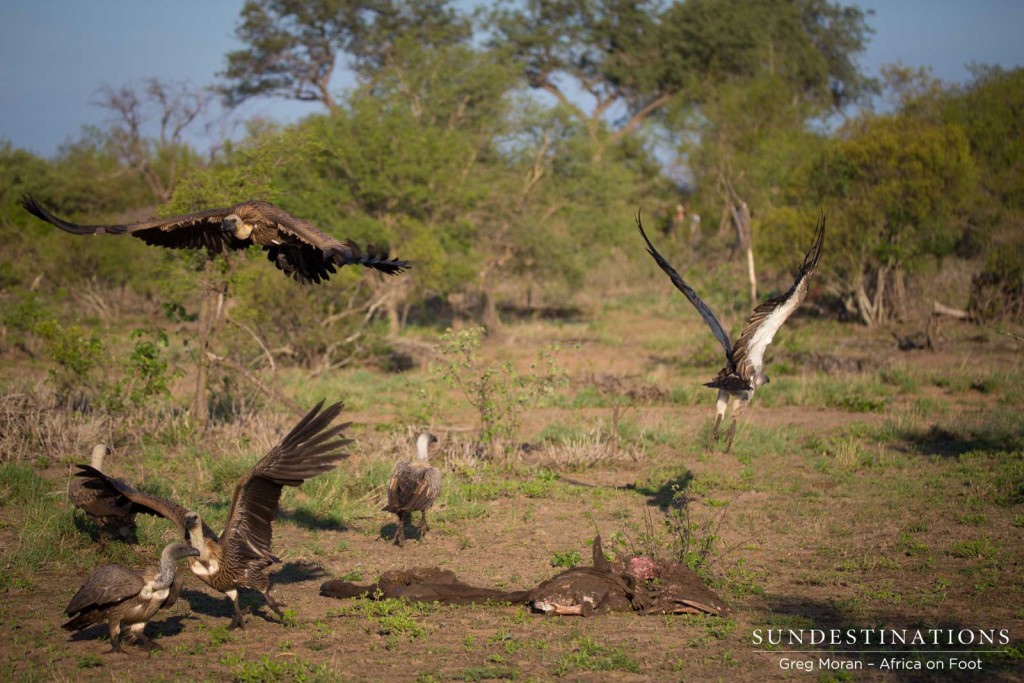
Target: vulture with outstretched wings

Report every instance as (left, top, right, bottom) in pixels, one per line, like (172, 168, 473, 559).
(638, 213, 825, 451)
(20, 195, 410, 284)
(74, 400, 351, 628)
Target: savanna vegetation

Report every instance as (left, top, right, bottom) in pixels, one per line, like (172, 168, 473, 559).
(1, 0, 1022, 680)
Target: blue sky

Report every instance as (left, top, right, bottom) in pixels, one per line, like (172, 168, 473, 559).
(2, 0, 1023, 158)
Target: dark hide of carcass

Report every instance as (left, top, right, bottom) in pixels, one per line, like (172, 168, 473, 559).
(320, 536, 729, 617)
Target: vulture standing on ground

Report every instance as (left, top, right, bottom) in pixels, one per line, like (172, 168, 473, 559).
(73, 401, 351, 628)
(20, 195, 410, 284)
(384, 432, 441, 545)
(638, 213, 825, 451)
(63, 542, 199, 652)
(68, 444, 137, 542)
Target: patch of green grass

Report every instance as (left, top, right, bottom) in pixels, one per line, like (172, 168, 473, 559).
(536, 421, 587, 444)
(0, 464, 52, 505)
(729, 425, 800, 461)
(458, 665, 517, 681)
(897, 533, 929, 557)
(550, 550, 581, 568)
(77, 655, 103, 669)
(330, 593, 434, 645)
(879, 366, 920, 393)
(955, 512, 988, 526)
(668, 383, 705, 406)
(837, 555, 900, 572)
(947, 536, 999, 559)
(555, 635, 641, 676)
(229, 655, 340, 683)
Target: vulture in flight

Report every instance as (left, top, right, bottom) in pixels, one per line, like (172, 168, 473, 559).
(384, 432, 441, 545)
(20, 195, 410, 284)
(63, 542, 199, 652)
(73, 400, 351, 628)
(638, 213, 825, 451)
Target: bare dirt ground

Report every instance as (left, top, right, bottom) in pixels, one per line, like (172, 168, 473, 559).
(1, 311, 1022, 682)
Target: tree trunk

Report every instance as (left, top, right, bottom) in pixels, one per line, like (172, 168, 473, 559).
(854, 264, 891, 327)
(385, 294, 401, 337)
(746, 247, 757, 305)
(481, 283, 502, 335)
(730, 201, 757, 305)
(190, 264, 228, 430)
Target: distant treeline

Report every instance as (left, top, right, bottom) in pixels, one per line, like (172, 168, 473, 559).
(2, 0, 1021, 361)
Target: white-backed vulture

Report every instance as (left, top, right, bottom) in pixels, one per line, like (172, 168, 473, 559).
(20, 195, 410, 284)
(73, 400, 351, 628)
(384, 432, 441, 545)
(638, 213, 825, 451)
(63, 542, 199, 652)
(68, 444, 137, 542)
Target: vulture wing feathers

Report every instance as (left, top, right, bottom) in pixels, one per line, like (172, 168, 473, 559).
(64, 565, 145, 619)
(20, 195, 410, 283)
(637, 214, 734, 360)
(20, 195, 237, 252)
(219, 400, 351, 566)
(74, 465, 218, 541)
(385, 463, 442, 513)
(728, 214, 826, 384)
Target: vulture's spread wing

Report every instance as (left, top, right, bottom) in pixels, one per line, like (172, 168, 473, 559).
(259, 204, 411, 277)
(219, 401, 350, 566)
(730, 214, 825, 381)
(20, 194, 242, 253)
(74, 465, 216, 540)
(637, 214, 733, 359)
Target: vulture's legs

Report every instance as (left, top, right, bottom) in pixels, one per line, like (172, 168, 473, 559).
(393, 512, 407, 546)
(263, 583, 286, 618)
(724, 397, 747, 453)
(107, 620, 123, 653)
(418, 511, 430, 540)
(227, 589, 245, 630)
(711, 389, 728, 446)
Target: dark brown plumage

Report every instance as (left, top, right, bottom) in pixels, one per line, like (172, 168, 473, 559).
(384, 432, 441, 545)
(73, 400, 351, 628)
(68, 444, 137, 542)
(20, 195, 410, 284)
(63, 542, 199, 652)
(638, 213, 825, 451)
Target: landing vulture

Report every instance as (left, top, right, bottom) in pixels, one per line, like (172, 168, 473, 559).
(73, 400, 351, 628)
(20, 195, 410, 284)
(638, 213, 825, 451)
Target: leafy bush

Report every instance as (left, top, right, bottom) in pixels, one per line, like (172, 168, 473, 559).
(432, 327, 568, 456)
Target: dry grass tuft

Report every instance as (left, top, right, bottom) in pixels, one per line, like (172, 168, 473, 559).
(0, 386, 113, 464)
(542, 430, 645, 471)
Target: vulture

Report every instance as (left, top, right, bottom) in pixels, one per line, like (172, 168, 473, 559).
(73, 400, 351, 628)
(384, 432, 441, 545)
(20, 195, 410, 284)
(638, 213, 825, 451)
(68, 444, 137, 542)
(63, 542, 199, 652)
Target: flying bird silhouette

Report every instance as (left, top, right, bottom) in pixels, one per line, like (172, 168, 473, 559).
(638, 212, 825, 451)
(20, 195, 410, 284)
